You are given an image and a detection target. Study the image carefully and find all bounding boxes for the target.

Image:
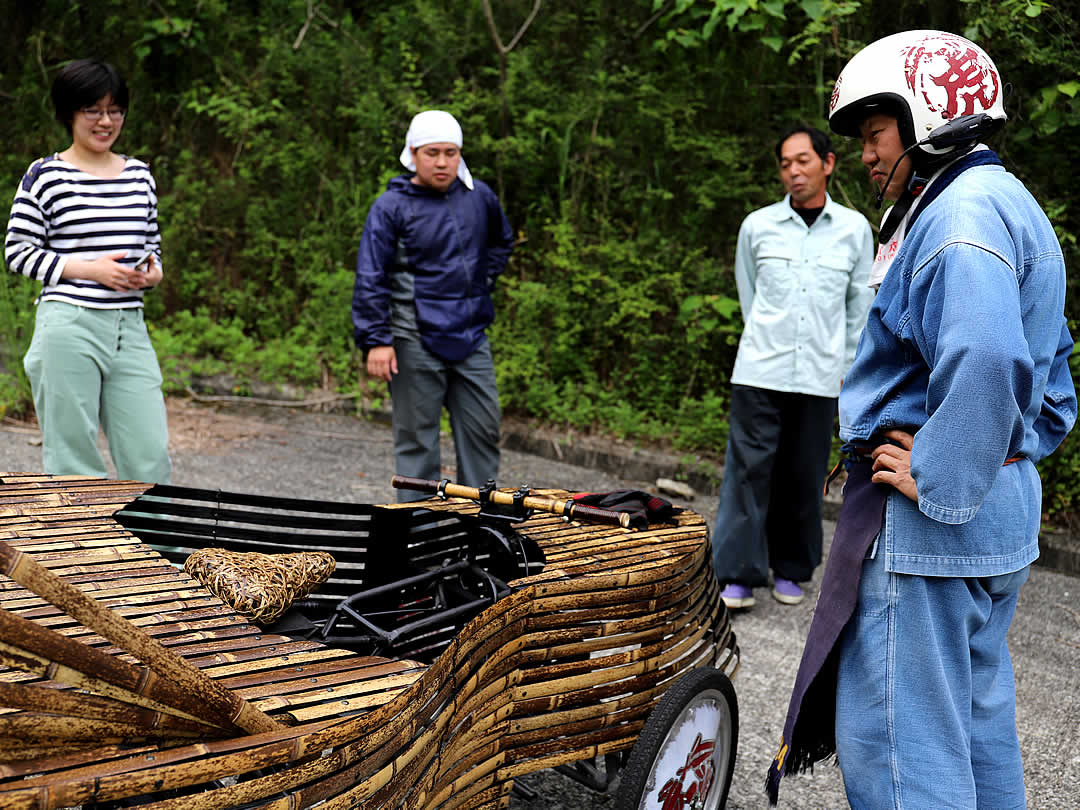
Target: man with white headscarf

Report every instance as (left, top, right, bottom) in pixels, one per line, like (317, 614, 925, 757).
(353, 110, 514, 500)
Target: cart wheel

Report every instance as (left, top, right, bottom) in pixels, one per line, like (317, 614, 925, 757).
(614, 667, 738, 810)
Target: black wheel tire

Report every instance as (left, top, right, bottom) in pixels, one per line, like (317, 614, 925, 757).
(614, 667, 738, 810)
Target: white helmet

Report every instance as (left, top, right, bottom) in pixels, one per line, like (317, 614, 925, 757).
(829, 30, 1006, 159)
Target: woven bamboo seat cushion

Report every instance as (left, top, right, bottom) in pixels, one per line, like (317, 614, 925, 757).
(184, 548, 336, 625)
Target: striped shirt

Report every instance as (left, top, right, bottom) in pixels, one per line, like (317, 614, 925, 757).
(5, 154, 162, 308)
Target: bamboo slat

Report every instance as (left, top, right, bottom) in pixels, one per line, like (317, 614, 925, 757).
(0, 474, 738, 809)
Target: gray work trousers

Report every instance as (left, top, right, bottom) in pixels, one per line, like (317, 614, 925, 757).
(389, 334, 501, 502)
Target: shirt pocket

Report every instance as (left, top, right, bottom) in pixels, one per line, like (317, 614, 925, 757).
(753, 249, 796, 311)
(813, 252, 852, 310)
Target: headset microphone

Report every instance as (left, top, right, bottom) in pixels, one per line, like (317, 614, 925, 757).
(874, 141, 922, 209)
(873, 113, 1003, 209)
(923, 112, 1002, 149)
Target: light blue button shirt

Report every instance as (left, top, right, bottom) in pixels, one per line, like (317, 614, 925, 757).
(839, 164, 1077, 576)
(730, 194, 874, 398)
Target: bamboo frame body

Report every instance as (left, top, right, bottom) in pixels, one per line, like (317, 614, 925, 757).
(0, 473, 739, 809)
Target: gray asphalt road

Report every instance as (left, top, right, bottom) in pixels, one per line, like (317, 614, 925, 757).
(1, 401, 1077, 809)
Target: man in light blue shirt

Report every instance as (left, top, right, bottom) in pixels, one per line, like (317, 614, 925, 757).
(713, 125, 874, 610)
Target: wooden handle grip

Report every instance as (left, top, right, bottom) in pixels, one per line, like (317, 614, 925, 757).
(567, 503, 633, 528)
(391, 475, 441, 494)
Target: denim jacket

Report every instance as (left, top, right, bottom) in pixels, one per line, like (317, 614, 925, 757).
(839, 160, 1076, 577)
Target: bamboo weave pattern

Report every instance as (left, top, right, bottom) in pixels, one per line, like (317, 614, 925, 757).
(184, 548, 336, 624)
(0, 473, 739, 809)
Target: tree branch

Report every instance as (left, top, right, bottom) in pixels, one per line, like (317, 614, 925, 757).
(635, 0, 675, 40)
(480, 0, 505, 53)
(506, 0, 543, 53)
(184, 385, 363, 409)
(293, 0, 316, 50)
(481, 0, 542, 54)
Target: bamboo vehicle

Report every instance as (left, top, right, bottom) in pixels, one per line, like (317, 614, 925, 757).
(0, 472, 740, 809)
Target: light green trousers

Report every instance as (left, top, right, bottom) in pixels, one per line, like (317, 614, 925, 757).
(24, 301, 172, 483)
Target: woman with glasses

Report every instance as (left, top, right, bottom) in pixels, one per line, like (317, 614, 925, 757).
(4, 59, 171, 483)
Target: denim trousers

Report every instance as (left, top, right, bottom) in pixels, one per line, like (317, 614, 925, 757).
(711, 384, 835, 587)
(24, 301, 171, 483)
(389, 333, 500, 502)
(835, 541, 1029, 809)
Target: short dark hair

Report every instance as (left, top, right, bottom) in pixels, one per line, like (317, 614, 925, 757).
(774, 124, 833, 163)
(51, 59, 129, 135)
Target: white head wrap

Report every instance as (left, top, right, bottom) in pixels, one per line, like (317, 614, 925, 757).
(399, 110, 474, 190)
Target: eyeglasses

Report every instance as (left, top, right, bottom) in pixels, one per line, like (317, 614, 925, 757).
(79, 107, 126, 121)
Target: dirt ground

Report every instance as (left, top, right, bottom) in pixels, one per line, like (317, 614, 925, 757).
(165, 396, 294, 451)
(5, 397, 274, 452)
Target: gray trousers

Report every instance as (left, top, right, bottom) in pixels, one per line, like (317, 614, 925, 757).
(389, 334, 501, 502)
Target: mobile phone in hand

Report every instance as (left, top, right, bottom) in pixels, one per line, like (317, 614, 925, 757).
(132, 251, 154, 272)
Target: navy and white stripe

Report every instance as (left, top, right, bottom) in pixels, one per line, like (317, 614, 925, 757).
(5, 154, 162, 308)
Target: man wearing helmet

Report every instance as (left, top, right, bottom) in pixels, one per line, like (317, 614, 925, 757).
(766, 31, 1076, 808)
(713, 124, 874, 612)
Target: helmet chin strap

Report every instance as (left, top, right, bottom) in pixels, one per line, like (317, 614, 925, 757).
(874, 142, 943, 243)
(874, 113, 1000, 243)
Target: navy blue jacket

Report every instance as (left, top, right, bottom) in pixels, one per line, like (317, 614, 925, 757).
(352, 175, 513, 364)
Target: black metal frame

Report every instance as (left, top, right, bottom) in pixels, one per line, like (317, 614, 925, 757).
(114, 484, 544, 663)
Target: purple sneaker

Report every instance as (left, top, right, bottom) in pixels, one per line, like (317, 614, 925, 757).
(721, 583, 755, 609)
(772, 577, 804, 605)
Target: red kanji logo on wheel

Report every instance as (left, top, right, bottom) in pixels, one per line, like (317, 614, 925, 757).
(658, 733, 716, 809)
(902, 33, 999, 121)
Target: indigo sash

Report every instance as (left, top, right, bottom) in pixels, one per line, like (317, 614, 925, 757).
(764, 460, 888, 805)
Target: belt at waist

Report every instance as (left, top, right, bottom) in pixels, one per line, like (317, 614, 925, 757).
(826, 445, 1024, 496)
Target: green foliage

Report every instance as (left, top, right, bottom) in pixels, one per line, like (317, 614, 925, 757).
(0, 276, 35, 417)
(2, 0, 1080, 521)
(150, 307, 344, 394)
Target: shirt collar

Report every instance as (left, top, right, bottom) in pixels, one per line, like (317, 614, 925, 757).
(780, 192, 835, 223)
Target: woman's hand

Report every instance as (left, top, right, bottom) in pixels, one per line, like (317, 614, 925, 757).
(871, 429, 918, 502)
(140, 254, 163, 286)
(63, 252, 158, 291)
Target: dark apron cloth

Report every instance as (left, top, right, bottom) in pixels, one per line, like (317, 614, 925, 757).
(765, 459, 889, 805)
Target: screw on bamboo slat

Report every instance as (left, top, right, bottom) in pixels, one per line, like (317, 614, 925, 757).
(0, 539, 280, 735)
(0, 743, 157, 780)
